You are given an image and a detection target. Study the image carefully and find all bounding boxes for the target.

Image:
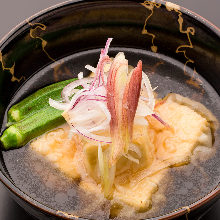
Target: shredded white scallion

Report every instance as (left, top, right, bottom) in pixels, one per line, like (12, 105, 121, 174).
(78, 72, 84, 79)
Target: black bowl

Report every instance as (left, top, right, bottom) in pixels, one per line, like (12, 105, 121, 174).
(0, 0, 219, 219)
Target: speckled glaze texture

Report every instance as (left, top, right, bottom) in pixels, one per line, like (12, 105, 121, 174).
(0, 0, 219, 219)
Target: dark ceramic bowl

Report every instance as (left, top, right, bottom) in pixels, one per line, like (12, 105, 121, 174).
(0, 0, 219, 219)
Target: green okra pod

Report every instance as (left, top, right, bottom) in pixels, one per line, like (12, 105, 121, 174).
(1, 106, 65, 150)
(8, 78, 77, 123)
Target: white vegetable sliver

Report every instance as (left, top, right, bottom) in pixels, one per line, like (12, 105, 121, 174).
(89, 85, 107, 97)
(74, 124, 112, 143)
(124, 153, 139, 164)
(129, 144, 142, 158)
(98, 143, 105, 183)
(78, 72, 84, 79)
(152, 86, 158, 91)
(85, 65, 96, 73)
(107, 163, 116, 195)
(70, 110, 104, 127)
(87, 102, 111, 132)
(62, 78, 93, 103)
(67, 88, 89, 111)
(142, 71, 155, 111)
(49, 98, 69, 110)
(136, 99, 153, 116)
(66, 99, 110, 133)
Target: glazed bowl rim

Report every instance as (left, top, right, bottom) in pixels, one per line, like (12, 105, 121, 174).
(0, 0, 219, 219)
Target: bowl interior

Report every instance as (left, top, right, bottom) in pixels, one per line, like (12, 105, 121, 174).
(0, 0, 220, 219)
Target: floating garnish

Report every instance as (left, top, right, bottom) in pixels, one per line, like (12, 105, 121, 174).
(49, 38, 169, 196)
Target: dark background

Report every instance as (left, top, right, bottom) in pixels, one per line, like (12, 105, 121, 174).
(0, 0, 219, 219)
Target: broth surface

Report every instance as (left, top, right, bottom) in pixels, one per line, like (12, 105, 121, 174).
(2, 48, 220, 219)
